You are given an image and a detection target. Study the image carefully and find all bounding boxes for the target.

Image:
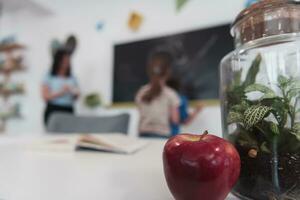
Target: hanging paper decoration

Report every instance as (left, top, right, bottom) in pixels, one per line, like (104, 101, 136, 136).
(128, 11, 143, 32)
(245, 0, 258, 8)
(96, 21, 105, 32)
(176, 0, 189, 12)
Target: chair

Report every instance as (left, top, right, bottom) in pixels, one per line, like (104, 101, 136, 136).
(47, 112, 130, 134)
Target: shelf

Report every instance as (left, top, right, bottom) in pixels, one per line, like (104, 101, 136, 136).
(0, 0, 53, 16)
(0, 83, 25, 96)
(0, 89, 25, 96)
(0, 44, 25, 52)
(0, 66, 26, 74)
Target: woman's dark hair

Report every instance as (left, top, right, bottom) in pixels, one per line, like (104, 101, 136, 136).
(65, 35, 77, 55)
(51, 49, 71, 77)
(142, 51, 172, 103)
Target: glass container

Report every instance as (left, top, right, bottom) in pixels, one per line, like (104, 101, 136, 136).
(220, 0, 300, 199)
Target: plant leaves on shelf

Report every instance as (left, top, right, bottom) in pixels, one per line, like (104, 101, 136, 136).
(243, 105, 272, 129)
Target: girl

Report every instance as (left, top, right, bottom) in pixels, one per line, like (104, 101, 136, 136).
(42, 49, 80, 126)
(167, 77, 203, 136)
(135, 52, 180, 138)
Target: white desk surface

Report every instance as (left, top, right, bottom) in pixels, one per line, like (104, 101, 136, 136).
(0, 134, 239, 200)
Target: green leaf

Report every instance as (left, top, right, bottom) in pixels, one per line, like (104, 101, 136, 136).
(245, 83, 276, 100)
(233, 69, 242, 86)
(236, 128, 258, 149)
(269, 122, 280, 135)
(176, 0, 189, 11)
(261, 93, 277, 100)
(227, 86, 247, 106)
(290, 79, 300, 88)
(230, 101, 250, 113)
(260, 142, 271, 153)
(287, 88, 300, 100)
(291, 123, 300, 141)
(262, 97, 287, 127)
(278, 75, 290, 89)
(244, 105, 272, 129)
(243, 54, 262, 88)
(228, 111, 244, 124)
(287, 80, 300, 99)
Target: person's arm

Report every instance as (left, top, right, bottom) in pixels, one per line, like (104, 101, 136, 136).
(183, 103, 204, 125)
(41, 84, 69, 102)
(71, 87, 80, 99)
(170, 106, 180, 125)
(70, 77, 80, 99)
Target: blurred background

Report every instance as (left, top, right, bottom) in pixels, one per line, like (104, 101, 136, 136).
(0, 0, 250, 135)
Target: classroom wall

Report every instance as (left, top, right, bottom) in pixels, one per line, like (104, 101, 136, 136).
(2, 0, 245, 134)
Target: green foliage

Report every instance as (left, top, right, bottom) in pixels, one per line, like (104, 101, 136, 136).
(278, 75, 291, 89)
(291, 123, 300, 141)
(243, 105, 272, 130)
(84, 93, 102, 108)
(225, 53, 300, 153)
(269, 122, 280, 135)
(230, 100, 249, 113)
(176, 0, 189, 12)
(260, 142, 271, 154)
(242, 54, 262, 88)
(228, 111, 244, 124)
(245, 83, 276, 100)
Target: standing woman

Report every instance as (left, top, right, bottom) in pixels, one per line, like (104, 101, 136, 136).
(42, 49, 80, 126)
(135, 52, 180, 138)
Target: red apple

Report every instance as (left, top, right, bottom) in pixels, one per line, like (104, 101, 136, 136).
(163, 131, 240, 200)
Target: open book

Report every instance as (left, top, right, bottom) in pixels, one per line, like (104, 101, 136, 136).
(31, 134, 148, 154)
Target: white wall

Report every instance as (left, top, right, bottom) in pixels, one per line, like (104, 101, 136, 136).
(2, 0, 245, 134)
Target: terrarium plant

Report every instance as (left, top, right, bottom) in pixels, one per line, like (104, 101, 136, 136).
(224, 54, 300, 199)
(84, 93, 102, 109)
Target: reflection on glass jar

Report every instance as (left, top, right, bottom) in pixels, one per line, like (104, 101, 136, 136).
(220, 1, 300, 199)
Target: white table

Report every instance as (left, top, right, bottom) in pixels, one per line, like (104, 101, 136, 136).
(0, 135, 238, 200)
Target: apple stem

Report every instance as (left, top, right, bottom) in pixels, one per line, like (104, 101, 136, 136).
(200, 130, 209, 141)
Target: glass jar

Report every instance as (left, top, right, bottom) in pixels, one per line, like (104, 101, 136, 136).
(220, 0, 300, 199)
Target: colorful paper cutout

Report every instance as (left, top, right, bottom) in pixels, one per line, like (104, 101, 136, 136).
(245, 0, 258, 8)
(128, 11, 143, 32)
(96, 21, 105, 32)
(176, 0, 189, 12)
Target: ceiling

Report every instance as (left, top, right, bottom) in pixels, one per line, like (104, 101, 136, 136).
(0, 0, 53, 15)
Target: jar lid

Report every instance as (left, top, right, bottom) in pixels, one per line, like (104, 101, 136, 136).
(231, 0, 300, 47)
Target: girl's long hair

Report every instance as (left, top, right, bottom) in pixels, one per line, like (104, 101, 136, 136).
(51, 49, 72, 77)
(142, 51, 172, 103)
